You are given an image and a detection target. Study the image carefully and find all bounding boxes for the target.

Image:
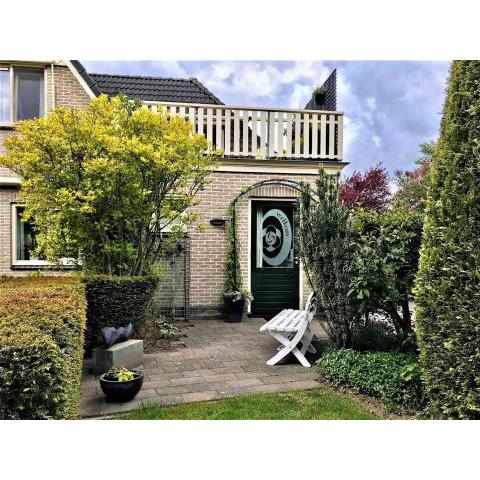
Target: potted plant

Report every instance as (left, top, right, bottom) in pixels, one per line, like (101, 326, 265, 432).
(223, 289, 253, 323)
(312, 86, 326, 106)
(99, 366, 144, 402)
(223, 201, 253, 322)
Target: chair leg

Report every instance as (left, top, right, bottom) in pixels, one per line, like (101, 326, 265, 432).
(267, 331, 311, 368)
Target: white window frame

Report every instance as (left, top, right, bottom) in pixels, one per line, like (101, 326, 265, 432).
(0, 64, 47, 126)
(11, 204, 75, 269)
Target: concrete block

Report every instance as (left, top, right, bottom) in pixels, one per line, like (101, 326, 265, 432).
(93, 339, 144, 375)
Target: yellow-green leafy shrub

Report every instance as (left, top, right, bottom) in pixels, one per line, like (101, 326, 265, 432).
(0, 276, 86, 419)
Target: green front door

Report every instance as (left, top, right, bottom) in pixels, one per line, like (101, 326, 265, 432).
(251, 201, 299, 318)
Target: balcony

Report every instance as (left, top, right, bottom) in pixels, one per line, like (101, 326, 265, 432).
(144, 101, 343, 161)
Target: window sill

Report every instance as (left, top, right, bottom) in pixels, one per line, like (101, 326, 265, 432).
(0, 124, 15, 130)
(11, 260, 77, 270)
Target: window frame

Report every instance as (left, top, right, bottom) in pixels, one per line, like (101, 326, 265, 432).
(11, 203, 75, 269)
(0, 64, 47, 126)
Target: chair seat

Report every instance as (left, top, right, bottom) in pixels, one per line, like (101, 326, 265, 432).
(260, 309, 308, 333)
(259, 292, 316, 367)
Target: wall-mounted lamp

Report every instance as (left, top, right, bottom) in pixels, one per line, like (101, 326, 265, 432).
(210, 218, 226, 227)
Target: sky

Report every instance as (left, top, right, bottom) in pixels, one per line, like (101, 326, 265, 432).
(83, 60, 450, 176)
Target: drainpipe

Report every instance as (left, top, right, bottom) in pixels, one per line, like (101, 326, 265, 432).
(50, 63, 55, 110)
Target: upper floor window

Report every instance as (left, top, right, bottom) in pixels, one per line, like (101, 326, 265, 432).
(0, 66, 45, 124)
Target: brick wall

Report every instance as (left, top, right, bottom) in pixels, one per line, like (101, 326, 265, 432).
(0, 187, 18, 273)
(188, 170, 322, 318)
(0, 63, 91, 274)
(48, 65, 91, 109)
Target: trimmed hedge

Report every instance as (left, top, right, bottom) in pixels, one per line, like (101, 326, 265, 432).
(319, 349, 427, 411)
(0, 276, 86, 419)
(414, 61, 480, 419)
(83, 275, 159, 351)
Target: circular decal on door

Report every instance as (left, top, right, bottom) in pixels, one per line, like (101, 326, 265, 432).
(262, 208, 292, 267)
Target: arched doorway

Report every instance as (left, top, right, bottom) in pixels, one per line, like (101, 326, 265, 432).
(230, 179, 306, 318)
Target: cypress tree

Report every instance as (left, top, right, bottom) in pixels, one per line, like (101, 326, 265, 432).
(415, 61, 480, 418)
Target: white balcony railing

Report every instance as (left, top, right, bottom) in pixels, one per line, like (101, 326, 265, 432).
(144, 101, 343, 161)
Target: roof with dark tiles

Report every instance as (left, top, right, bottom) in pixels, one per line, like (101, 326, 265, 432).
(70, 61, 223, 105)
(88, 73, 223, 105)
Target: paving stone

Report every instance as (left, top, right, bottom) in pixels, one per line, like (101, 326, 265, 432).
(261, 373, 316, 385)
(81, 386, 100, 397)
(170, 373, 237, 386)
(181, 391, 223, 403)
(142, 379, 173, 389)
(135, 388, 160, 400)
(226, 377, 264, 388)
(80, 317, 325, 417)
(99, 399, 144, 416)
(79, 396, 102, 417)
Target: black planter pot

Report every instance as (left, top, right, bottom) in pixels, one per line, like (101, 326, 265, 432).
(314, 92, 326, 106)
(223, 293, 246, 323)
(99, 371, 144, 402)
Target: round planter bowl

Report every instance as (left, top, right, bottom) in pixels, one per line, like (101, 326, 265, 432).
(99, 371, 144, 402)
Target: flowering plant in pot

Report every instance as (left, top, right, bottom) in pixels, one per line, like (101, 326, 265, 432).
(99, 366, 144, 402)
(223, 289, 253, 323)
(223, 202, 253, 322)
(312, 86, 326, 106)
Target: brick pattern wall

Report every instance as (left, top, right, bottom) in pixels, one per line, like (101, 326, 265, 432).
(0, 63, 91, 274)
(49, 65, 91, 109)
(0, 188, 19, 273)
(189, 171, 319, 318)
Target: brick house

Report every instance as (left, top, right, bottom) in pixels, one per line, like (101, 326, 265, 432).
(0, 60, 347, 319)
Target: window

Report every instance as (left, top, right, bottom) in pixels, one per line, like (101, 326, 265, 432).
(12, 204, 76, 268)
(0, 66, 45, 124)
(15, 69, 44, 121)
(12, 205, 46, 266)
(0, 69, 10, 122)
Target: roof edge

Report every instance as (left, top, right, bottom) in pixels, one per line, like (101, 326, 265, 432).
(189, 77, 224, 105)
(68, 60, 101, 97)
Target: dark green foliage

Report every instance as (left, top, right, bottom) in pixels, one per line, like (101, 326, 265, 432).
(351, 206, 423, 339)
(352, 319, 401, 352)
(144, 314, 180, 340)
(414, 61, 480, 419)
(83, 275, 159, 351)
(224, 202, 242, 292)
(319, 349, 427, 411)
(298, 169, 358, 347)
(0, 277, 86, 419)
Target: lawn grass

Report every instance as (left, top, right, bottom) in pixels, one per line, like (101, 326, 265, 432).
(121, 386, 379, 420)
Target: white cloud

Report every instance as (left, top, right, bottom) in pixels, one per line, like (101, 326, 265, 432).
(197, 61, 331, 108)
(366, 96, 377, 110)
(372, 134, 381, 147)
(288, 84, 312, 109)
(231, 64, 277, 98)
(343, 115, 360, 158)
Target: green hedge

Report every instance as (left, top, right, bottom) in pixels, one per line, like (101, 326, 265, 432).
(352, 321, 401, 353)
(319, 349, 427, 411)
(83, 275, 159, 351)
(414, 61, 480, 419)
(0, 276, 86, 419)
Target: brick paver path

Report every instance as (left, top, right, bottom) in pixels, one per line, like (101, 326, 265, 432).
(80, 318, 325, 417)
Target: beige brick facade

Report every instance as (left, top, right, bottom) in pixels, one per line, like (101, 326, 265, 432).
(0, 62, 91, 275)
(189, 170, 325, 317)
(0, 61, 345, 318)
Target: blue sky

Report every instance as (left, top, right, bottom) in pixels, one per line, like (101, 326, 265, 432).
(83, 61, 450, 175)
